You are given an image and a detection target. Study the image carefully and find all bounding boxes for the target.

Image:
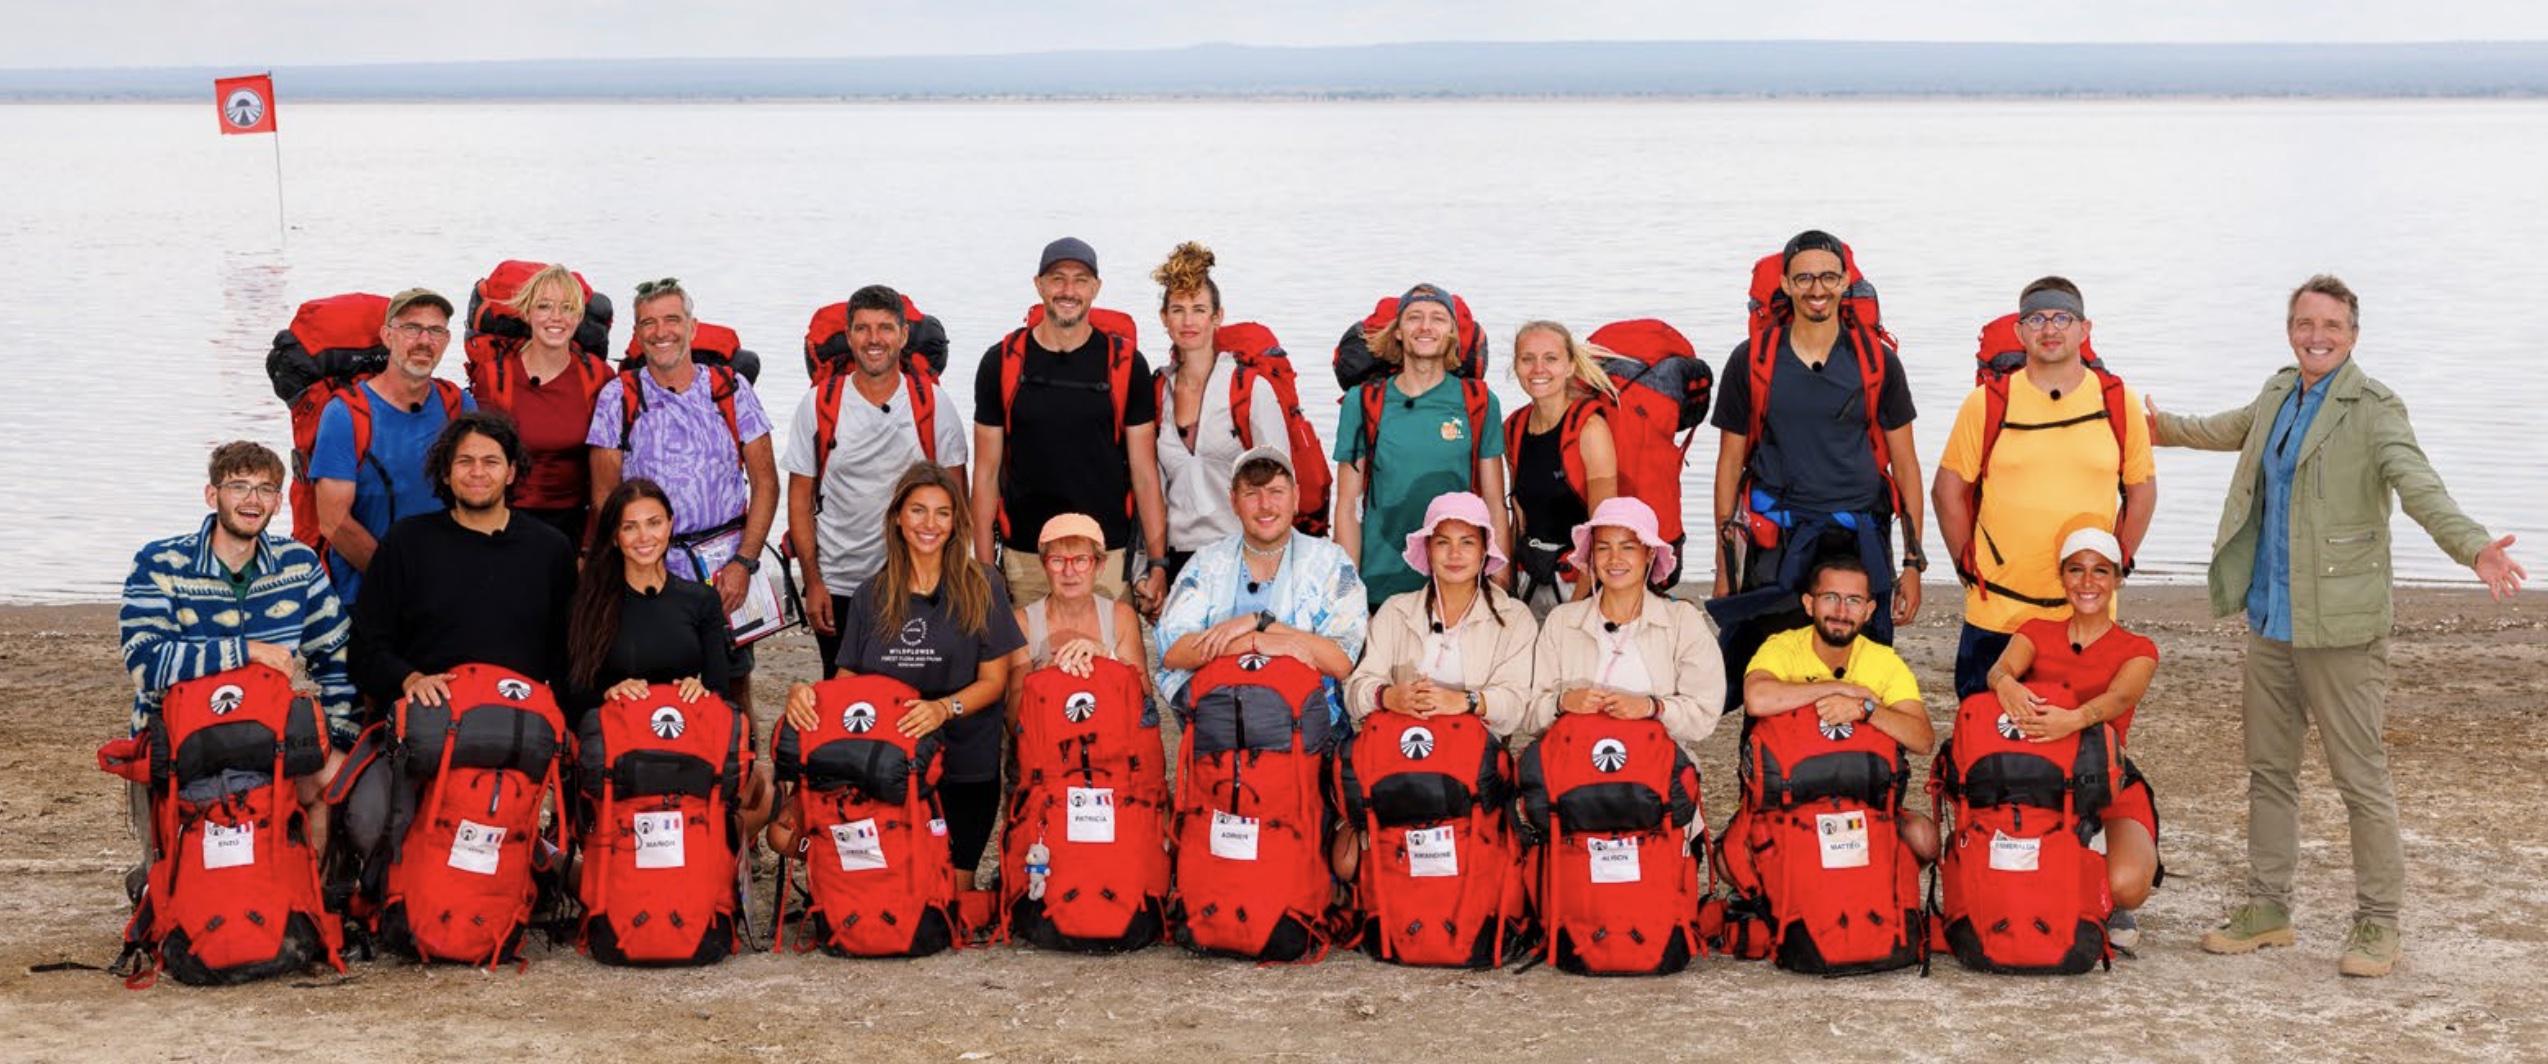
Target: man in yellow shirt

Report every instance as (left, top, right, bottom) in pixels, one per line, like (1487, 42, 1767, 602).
(1933, 277, 2157, 699)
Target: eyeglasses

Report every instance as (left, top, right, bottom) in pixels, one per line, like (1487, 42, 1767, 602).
(216, 481, 283, 500)
(1787, 271, 1847, 290)
(1042, 554, 1098, 573)
(1812, 592, 1873, 610)
(2019, 312, 2080, 332)
(635, 277, 682, 298)
(389, 322, 451, 341)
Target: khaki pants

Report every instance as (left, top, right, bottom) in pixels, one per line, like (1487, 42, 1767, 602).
(1000, 547, 1129, 609)
(2241, 632, 2404, 926)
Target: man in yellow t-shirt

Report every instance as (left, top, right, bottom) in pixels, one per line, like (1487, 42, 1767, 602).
(1933, 277, 2157, 700)
(1740, 554, 1938, 861)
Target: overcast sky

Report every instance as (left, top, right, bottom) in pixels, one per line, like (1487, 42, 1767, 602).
(18, 1, 2546, 69)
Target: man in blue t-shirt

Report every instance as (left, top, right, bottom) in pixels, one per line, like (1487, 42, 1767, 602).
(308, 287, 474, 605)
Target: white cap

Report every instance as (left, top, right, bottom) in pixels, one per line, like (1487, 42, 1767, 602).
(2059, 526, 2125, 567)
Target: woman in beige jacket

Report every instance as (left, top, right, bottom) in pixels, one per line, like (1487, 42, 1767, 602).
(1343, 492, 1539, 733)
(1523, 497, 1726, 745)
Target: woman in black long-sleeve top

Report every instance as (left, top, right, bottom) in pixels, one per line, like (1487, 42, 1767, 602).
(568, 477, 771, 832)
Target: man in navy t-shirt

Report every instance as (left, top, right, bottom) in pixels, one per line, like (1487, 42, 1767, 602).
(308, 287, 474, 605)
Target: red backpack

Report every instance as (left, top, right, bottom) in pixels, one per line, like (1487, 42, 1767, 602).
(1589, 319, 1715, 549)
(803, 292, 949, 387)
(263, 294, 465, 572)
(99, 664, 343, 987)
(992, 306, 1142, 543)
(771, 673, 962, 958)
(1333, 710, 1530, 968)
(1739, 241, 1905, 521)
(574, 685, 751, 967)
(1001, 657, 1170, 951)
(462, 259, 615, 413)
(1155, 322, 1335, 536)
(1332, 293, 1490, 391)
(1515, 713, 1706, 976)
(1932, 684, 2122, 974)
(1717, 703, 1926, 974)
(370, 664, 573, 967)
(1957, 314, 2146, 598)
(1167, 653, 1337, 961)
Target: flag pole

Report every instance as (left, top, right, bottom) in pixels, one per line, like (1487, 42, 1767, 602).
(266, 72, 287, 250)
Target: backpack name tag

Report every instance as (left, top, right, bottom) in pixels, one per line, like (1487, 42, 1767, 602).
(1989, 831, 2041, 872)
(634, 810, 687, 869)
(832, 818, 888, 872)
(1816, 810, 1871, 870)
(1066, 786, 1116, 844)
(448, 819, 506, 876)
(1209, 810, 1260, 861)
(1405, 826, 1459, 878)
(1588, 835, 1642, 884)
(202, 821, 254, 870)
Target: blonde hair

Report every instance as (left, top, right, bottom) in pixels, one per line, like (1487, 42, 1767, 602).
(1511, 320, 1618, 400)
(1150, 241, 1221, 313)
(503, 263, 586, 326)
(1369, 284, 1459, 370)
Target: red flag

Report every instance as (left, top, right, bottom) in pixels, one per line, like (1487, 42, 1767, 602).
(215, 74, 277, 136)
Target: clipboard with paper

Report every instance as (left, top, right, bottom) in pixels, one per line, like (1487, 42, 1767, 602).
(683, 533, 804, 647)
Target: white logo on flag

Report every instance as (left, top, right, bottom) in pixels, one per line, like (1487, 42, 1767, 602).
(223, 88, 266, 129)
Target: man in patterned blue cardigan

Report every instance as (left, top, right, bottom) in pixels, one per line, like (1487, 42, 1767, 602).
(119, 441, 356, 866)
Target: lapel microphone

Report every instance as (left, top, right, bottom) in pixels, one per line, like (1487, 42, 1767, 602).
(2049, 389, 2064, 400)
(1833, 666, 1847, 679)
(1430, 621, 1445, 634)
(1602, 621, 1621, 633)
(2072, 642, 2085, 653)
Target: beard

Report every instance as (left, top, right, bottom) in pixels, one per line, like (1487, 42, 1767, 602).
(1814, 618, 1860, 648)
(214, 506, 270, 542)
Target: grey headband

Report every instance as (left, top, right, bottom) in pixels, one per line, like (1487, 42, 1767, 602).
(1397, 284, 1457, 320)
(2020, 288, 2086, 319)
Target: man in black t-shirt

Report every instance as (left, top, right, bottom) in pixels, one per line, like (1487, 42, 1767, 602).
(1705, 231, 1928, 715)
(970, 237, 1168, 613)
(351, 411, 578, 711)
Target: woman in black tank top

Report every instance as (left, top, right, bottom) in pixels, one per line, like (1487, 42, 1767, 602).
(1505, 321, 1619, 615)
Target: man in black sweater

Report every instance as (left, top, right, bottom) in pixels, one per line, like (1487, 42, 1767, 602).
(352, 410, 578, 709)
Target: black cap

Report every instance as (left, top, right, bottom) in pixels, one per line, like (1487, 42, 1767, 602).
(1038, 237, 1099, 278)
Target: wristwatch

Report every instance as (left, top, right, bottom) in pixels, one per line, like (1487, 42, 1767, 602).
(1465, 690, 1481, 715)
(1255, 610, 1276, 633)
(1860, 697, 1878, 721)
(728, 554, 761, 575)
(1901, 550, 1928, 573)
(946, 696, 966, 718)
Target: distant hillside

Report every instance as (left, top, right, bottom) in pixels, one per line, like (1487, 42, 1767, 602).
(9, 40, 2548, 100)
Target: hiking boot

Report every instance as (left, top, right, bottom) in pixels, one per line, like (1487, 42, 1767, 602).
(2199, 900, 2295, 954)
(2106, 909, 2140, 953)
(2338, 920, 2400, 978)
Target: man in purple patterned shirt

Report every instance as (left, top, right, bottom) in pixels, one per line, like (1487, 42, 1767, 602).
(587, 277, 779, 714)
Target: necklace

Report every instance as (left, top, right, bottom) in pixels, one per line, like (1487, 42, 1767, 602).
(1243, 538, 1288, 558)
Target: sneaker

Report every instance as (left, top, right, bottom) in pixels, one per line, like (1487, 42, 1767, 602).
(2199, 900, 2296, 954)
(2106, 909, 2141, 953)
(2338, 920, 2400, 978)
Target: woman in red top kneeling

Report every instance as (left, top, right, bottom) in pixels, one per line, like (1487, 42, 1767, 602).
(1980, 525, 2161, 950)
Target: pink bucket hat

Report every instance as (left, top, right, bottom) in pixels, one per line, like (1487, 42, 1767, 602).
(1403, 492, 1508, 578)
(1570, 497, 1676, 586)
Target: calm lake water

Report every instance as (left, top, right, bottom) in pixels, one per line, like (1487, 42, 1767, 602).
(2, 98, 2539, 603)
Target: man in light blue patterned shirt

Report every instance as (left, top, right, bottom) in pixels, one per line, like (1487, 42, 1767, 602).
(1155, 446, 1367, 719)
(120, 442, 355, 862)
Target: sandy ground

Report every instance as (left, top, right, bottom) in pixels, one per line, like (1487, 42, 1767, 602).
(2, 585, 2542, 1063)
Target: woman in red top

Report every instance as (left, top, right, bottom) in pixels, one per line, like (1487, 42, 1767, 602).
(1982, 525, 2160, 949)
(471, 263, 605, 546)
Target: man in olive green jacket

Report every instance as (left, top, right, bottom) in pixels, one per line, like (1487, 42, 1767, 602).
(2154, 275, 2525, 978)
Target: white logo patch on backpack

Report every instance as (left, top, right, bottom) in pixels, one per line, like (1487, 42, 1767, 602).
(650, 706, 686, 740)
(1591, 738, 1629, 773)
(1063, 691, 1097, 723)
(208, 684, 245, 716)
(843, 702, 877, 734)
(1399, 726, 1436, 760)
(496, 678, 533, 701)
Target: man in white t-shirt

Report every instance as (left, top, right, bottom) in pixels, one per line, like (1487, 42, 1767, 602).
(782, 283, 972, 668)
